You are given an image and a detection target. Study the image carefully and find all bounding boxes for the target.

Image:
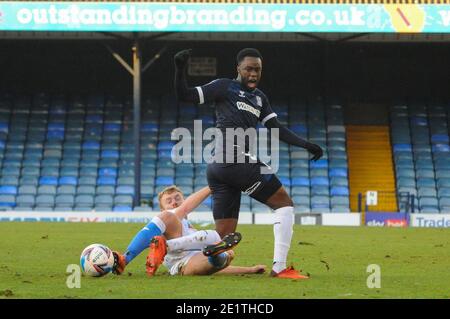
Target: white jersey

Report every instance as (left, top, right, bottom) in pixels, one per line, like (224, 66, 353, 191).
(163, 210, 198, 270)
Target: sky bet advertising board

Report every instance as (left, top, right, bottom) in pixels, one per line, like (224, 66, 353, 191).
(365, 212, 409, 227)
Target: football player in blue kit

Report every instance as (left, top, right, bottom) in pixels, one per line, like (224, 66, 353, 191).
(174, 48, 323, 279)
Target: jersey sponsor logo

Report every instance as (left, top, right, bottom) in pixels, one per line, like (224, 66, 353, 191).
(236, 101, 261, 117)
(239, 90, 246, 98)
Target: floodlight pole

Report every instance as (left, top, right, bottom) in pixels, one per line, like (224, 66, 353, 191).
(104, 34, 168, 208)
(132, 35, 142, 208)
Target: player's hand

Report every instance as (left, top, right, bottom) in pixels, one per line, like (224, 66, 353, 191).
(252, 265, 267, 274)
(307, 143, 323, 161)
(174, 49, 192, 69)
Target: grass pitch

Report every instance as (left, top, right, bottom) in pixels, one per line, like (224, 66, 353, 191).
(0, 222, 449, 299)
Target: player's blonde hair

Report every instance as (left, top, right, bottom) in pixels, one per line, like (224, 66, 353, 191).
(157, 185, 183, 210)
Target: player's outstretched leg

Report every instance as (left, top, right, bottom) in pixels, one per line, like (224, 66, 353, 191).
(146, 235, 167, 277)
(202, 232, 242, 257)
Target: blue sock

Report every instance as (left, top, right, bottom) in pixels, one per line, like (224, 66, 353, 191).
(124, 219, 164, 264)
(207, 252, 229, 269)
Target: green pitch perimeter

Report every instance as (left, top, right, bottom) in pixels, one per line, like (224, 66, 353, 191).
(0, 222, 449, 299)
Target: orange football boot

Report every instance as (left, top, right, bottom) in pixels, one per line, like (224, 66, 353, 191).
(270, 266, 309, 280)
(112, 251, 126, 275)
(146, 236, 167, 277)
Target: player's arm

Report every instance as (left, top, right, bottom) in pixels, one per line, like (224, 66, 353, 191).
(216, 265, 266, 275)
(265, 117, 323, 161)
(259, 95, 323, 161)
(174, 49, 229, 104)
(174, 186, 211, 219)
(174, 49, 199, 103)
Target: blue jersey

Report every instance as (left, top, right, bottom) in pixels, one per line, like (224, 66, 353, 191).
(195, 78, 277, 162)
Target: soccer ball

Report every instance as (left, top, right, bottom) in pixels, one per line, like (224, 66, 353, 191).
(80, 244, 114, 277)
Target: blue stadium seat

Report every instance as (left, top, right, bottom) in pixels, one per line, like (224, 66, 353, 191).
(39, 176, 58, 186)
(418, 187, 437, 198)
(431, 134, 449, 144)
(98, 167, 117, 177)
(311, 186, 329, 196)
(329, 168, 347, 177)
(0, 195, 16, 208)
(75, 194, 94, 207)
(59, 176, 78, 186)
(432, 144, 450, 153)
(55, 195, 75, 207)
(97, 177, 116, 186)
(393, 144, 413, 153)
(116, 185, 134, 196)
(330, 186, 349, 196)
(156, 176, 174, 186)
(104, 123, 121, 132)
(279, 177, 291, 187)
(0, 186, 17, 195)
(291, 177, 309, 187)
(82, 141, 100, 151)
(310, 159, 328, 169)
(16, 195, 35, 208)
(101, 150, 119, 159)
(114, 195, 133, 206)
(113, 205, 133, 212)
(311, 177, 329, 186)
(35, 195, 55, 207)
(95, 195, 113, 206)
(57, 185, 76, 196)
(141, 123, 159, 133)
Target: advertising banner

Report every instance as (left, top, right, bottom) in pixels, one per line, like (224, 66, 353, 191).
(411, 214, 450, 228)
(321, 213, 361, 226)
(0, 2, 449, 33)
(0, 211, 254, 225)
(365, 212, 409, 227)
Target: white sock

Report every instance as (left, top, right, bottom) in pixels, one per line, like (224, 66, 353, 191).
(272, 206, 294, 273)
(166, 230, 221, 252)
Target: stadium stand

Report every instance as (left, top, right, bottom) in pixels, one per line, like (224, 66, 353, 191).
(0, 92, 351, 213)
(390, 103, 450, 213)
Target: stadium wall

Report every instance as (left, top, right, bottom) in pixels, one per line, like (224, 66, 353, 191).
(1, 211, 450, 227)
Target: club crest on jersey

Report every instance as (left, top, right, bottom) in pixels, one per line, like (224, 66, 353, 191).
(256, 96, 262, 106)
(239, 90, 246, 98)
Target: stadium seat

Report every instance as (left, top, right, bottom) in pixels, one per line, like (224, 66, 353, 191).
(330, 186, 349, 196)
(35, 195, 55, 207)
(0, 186, 18, 196)
(114, 195, 133, 206)
(16, 195, 35, 208)
(75, 195, 94, 207)
(95, 195, 114, 206)
(55, 195, 75, 207)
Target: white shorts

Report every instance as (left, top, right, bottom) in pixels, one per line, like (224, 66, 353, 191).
(166, 251, 199, 276)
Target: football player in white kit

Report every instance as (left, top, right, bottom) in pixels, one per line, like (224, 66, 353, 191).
(112, 185, 266, 277)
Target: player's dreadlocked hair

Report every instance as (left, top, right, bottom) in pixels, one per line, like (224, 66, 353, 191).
(236, 48, 263, 65)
